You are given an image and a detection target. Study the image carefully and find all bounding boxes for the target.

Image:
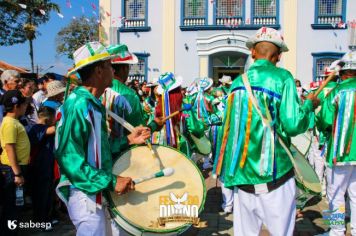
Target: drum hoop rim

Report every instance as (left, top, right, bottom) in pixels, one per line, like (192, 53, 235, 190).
(295, 179, 321, 196)
(108, 144, 207, 233)
(291, 134, 312, 156)
(190, 134, 212, 155)
(292, 144, 322, 196)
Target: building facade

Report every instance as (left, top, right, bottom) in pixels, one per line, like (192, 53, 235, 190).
(99, 0, 356, 87)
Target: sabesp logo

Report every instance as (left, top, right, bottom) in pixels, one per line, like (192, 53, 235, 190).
(8, 220, 17, 230)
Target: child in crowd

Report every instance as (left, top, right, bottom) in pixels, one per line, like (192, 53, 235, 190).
(0, 90, 30, 235)
(27, 106, 56, 229)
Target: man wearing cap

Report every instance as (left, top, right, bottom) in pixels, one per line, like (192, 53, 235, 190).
(214, 27, 319, 235)
(317, 51, 356, 236)
(103, 44, 158, 155)
(55, 42, 150, 235)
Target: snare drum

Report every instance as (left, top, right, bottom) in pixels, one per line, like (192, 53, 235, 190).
(108, 145, 206, 235)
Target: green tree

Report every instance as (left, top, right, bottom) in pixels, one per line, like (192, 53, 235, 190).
(55, 16, 99, 60)
(0, 0, 60, 72)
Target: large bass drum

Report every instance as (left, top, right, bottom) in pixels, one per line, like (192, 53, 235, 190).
(108, 145, 206, 235)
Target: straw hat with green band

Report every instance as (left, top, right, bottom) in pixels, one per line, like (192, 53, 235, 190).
(67, 41, 115, 76)
(107, 44, 138, 64)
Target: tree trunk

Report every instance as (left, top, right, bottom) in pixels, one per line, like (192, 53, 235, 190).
(29, 39, 34, 72)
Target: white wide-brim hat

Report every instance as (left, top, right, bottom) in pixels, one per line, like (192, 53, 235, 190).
(197, 77, 213, 91)
(68, 42, 115, 76)
(156, 72, 183, 95)
(186, 81, 198, 96)
(321, 60, 341, 77)
(107, 44, 139, 64)
(246, 27, 289, 52)
(340, 51, 356, 71)
(46, 80, 66, 98)
(219, 75, 232, 84)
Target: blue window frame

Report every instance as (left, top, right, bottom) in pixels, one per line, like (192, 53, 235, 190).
(128, 53, 149, 83)
(121, 0, 150, 32)
(312, 0, 347, 29)
(214, 0, 245, 26)
(312, 52, 344, 81)
(181, 0, 208, 26)
(251, 0, 279, 26)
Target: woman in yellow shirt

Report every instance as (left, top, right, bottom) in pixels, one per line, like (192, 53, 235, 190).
(0, 90, 30, 235)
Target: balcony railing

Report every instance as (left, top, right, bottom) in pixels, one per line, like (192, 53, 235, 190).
(183, 18, 206, 26)
(216, 17, 242, 26)
(123, 19, 146, 28)
(317, 15, 342, 24)
(128, 75, 146, 83)
(252, 17, 277, 25)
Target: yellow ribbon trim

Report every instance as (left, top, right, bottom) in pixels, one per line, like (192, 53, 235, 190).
(74, 52, 111, 70)
(239, 99, 253, 169)
(216, 93, 234, 175)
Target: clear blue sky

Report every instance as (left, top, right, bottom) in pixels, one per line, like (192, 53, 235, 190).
(0, 0, 99, 75)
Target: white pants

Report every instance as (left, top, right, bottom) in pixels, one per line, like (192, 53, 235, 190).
(325, 165, 356, 236)
(308, 137, 325, 182)
(233, 177, 296, 236)
(220, 181, 233, 213)
(67, 189, 128, 236)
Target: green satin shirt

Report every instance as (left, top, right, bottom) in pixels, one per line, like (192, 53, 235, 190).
(55, 87, 117, 203)
(317, 78, 356, 166)
(217, 59, 314, 186)
(108, 80, 157, 155)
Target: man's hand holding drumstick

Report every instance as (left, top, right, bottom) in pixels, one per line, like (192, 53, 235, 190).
(115, 176, 135, 195)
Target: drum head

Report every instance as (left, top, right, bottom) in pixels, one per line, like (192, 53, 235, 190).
(108, 145, 206, 234)
(291, 145, 322, 195)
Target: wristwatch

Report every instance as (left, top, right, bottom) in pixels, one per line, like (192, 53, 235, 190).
(14, 173, 23, 177)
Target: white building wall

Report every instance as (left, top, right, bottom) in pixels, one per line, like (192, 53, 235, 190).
(296, 0, 355, 87)
(116, 0, 164, 82)
(113, 0, 355, 87)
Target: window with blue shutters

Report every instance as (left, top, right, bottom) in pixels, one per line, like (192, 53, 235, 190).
(251, 0, 279, 26)
(121, 0, 150, 32)
(128, 53, 149, 83)
(215, 0, 244, 26)
(312, 0, 347, 29)
(182, 0, 207, 26)
(312, 52, 344, 81)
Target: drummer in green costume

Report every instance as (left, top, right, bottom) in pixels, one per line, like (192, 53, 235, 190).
(214, 27, 319, 235)
(317, 51, 356, 236)
(55, 42, 151, 236)
(102, 44, 160, 155)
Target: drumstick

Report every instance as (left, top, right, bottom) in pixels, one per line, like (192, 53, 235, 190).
(314, 61, 345, 97)
(162, 104, 192, 123)
(106, 109, 162, 166)
(133, 168, 175, 184)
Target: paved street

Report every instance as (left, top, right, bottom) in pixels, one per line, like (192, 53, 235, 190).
(19, 168, 352, 236)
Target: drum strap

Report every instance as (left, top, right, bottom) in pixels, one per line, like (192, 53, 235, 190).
(241, 74, 304, 182)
